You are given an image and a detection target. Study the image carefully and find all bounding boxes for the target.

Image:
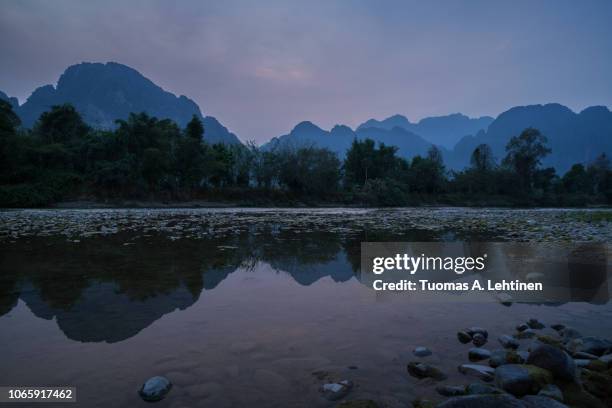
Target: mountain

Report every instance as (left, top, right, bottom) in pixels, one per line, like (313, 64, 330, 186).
(0, 90, 19, 110)
(12, 62, 241, 145)
(447, 104, 612, 173)
(357, 113, 494, 148)
(264, 120, 433, 160)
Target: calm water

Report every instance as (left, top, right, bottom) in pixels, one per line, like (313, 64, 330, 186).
(1, 208, 611, 407)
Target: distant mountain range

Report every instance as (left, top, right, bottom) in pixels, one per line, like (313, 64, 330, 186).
(264, 104, 612, 173)
(0, 62, 241, 145)
(2, 62, 611, 173)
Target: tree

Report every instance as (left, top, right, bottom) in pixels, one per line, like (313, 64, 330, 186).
(185, 115, 204, 141)
(470, 144, 495, 172)
(34, 104, 89, 145)
(0, 100, 20, 137)
(344, 138, 400, 186)
(502, 127, 551, 192)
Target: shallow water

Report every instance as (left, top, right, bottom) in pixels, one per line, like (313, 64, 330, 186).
(1, 208, 611, 407)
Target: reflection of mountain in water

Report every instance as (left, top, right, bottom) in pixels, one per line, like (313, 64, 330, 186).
(271, 252, 355, 286)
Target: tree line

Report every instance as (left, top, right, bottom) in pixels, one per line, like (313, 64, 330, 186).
(1, 101, 611, 207)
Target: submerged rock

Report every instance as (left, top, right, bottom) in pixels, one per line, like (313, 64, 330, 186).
(516, 324, 529, 332)
(469, 348, 492, 361)
(139, 376, 172, 402)
(527, 344, 576, 381)
(467, 327, 489, 339)
(494, 364, 553, 397)
(551, 324, 565, 332)
(414, 346, 433, 357)
(527, 319, 545, 330)
(321, 380, 353, 401)
(499, 335, 520, 350)
(458, 364, 495, 382)
(436, 394, 525, 408)
(407, 362, 447, 380)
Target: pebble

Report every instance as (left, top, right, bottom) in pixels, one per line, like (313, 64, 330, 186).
(457, 331, 472, 344)
(527, 318, 545, 330)
(139, 376, 172, 402)
(468, 347, 491, 361)
(499, 335, 520, 350)
(436, 385, 466, 397)
(407, 362, 447, 380)
(458, 364, 495, 382)
(472, 333, 487, 347)
(413, 346, 432, 357)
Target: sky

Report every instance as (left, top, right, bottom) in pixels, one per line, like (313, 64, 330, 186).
(1, 0, 611, 143)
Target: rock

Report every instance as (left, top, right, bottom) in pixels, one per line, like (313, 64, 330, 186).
(495, 292, 513, 306)
(465, 383, 503, 395)
(499, 335, 520, 350)
(473, 333, 487, 347)
(597, 353, 612, 368)
(536, 335, 562, 348)
(560, 327, 581, 341)
(573, 351, 599, 360)
(538, 384, 564, 402)
(467, 327, 489, 339)
(337, 400, 380, 408)
(561, 381, 607, 408)
(458, 331, 472, 344)
(575, 359, 591, 367)
(551, 324, 565, 332)
(436, 385, 466, 397)
(436, 394, 525, 408)
(414, 346, 433, 357)
(407, 362, 447, 380)
(585, 359, 607, 372)
(580, 367, 612, 406)
(516, 324, 529, 332)
(517, 329, 537, 339)
(139, 376, 172, 402)
(517, 351, 529, 361)
(527, 344, 576, 381)
(494, 364, 553, 397)
(522, 395, 568, 408)
(458, 364, 495, 382)
(574, 337, 612, 356)
(321, 380, 353, 401)
(489, 349, 525, 368)
(469, 348, 492, 361)
(527, 318, 545, 330)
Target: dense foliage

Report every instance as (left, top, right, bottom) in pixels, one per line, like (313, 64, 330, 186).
(1, 101, 611, 207)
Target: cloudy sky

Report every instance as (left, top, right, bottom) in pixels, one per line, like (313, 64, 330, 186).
(1, 0, 611, 142)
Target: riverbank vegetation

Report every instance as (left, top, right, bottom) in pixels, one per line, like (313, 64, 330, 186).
(1, 101, 611, 207)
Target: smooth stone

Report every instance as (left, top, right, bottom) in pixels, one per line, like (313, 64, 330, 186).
(407, 362, 447, 380)
(527, 319, 545, 330)
(473, 333, 487, 347)
(139, 376, 172, 402)
(573, 336, 612, 356)
(573, 351, 598, 360)
(465, 383, 502, 395)
(527, 344, 576, 381)
(494, 364, 553, 397)
(436, 394, 525, 408)
(469, 348, 492, 361)
(467, 327, 489, 339)
(598, 353, 612, 368)
(321, 380, 353, 401)
(489, 349, 525, 368)
(414, 346, 433, 357)
(516, 324, 529, 332)
(436, 385, 466, 397)
(458, 364, 495, 382)
(537, 384, 564, 402)
(551, 324, 565, 332)
(499, 335, 520, 350)
(522, 395, 568, 408)
(458, 331, 472, 344)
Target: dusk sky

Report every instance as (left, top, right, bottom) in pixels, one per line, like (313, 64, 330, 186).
(1, 0, 612, 143)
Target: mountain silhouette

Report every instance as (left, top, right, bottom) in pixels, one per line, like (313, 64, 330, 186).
(358, 113, 494, 148)
(446, 104, 612, 173)
(11, 62, 241, 145)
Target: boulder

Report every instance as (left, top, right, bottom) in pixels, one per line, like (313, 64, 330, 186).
(469, 348, 492, 361)
(494, 364, 553, 397)
(499, 335, 520, 350)
(139, 376, 172, 402)
(527, 344, 576, 381)
(458, 364, 495, 382)
(407, 362, 447, 380)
